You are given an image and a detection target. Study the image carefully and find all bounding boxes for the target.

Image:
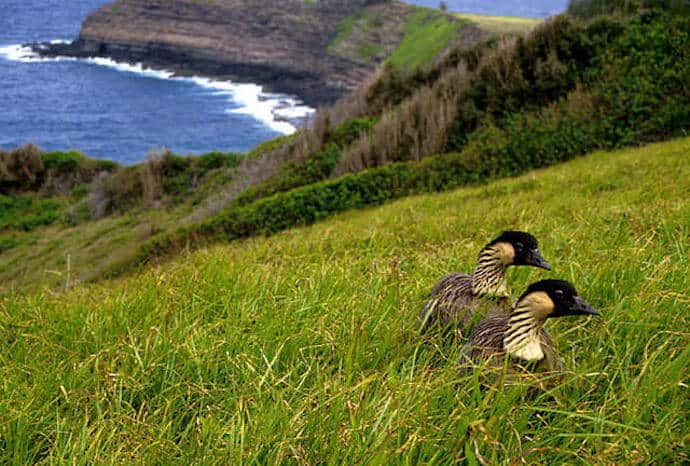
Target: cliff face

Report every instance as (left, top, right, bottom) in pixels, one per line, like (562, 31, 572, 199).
(37, 0, 422, 106)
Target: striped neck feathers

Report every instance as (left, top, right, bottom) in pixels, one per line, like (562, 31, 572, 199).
(503, 291, 554, 362)
(471, 242, 515, 297)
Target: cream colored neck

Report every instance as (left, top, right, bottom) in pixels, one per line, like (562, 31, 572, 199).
(503, 302, 548, 362)
(471, 245, 509, 297)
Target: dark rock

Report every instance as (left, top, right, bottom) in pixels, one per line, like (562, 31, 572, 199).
(29, 0, 423, 107)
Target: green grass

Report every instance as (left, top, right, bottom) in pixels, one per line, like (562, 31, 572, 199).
(388, 10, 468, 69)
(1, 138, 688, 463)
(454, 13, 541, 35)
(0, 194, 64, 233)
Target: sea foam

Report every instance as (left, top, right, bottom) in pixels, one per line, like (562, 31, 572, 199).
(0, 42, 314, 135)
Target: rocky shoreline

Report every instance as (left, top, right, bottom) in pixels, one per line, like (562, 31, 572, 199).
(27, 0, 420, 108)
(29, 38, 346, 108)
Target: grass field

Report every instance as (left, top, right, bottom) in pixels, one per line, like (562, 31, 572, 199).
(0, 200, 187, 293)
(388, 10, 469, 69)
(454, 13, 541, 35)
(1, 138, 689, 463)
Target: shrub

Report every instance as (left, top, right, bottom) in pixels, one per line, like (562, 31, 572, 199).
(0, 144, 44, 192)
(0, 145, 118, 195)
(227, 117, 376, 210)
(87, 147, 244, 217)
(567, 0, 690, 18)
(195, 151, 241, 174)
(41, 150, 86, 174)
(587, 12, 690, 146)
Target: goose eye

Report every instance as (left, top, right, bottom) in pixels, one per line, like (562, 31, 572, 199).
(515, 242, 524, 251)
(554, 289, 564, 296)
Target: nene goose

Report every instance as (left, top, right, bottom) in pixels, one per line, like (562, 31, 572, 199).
(419, 231, 551, 337)
(459, 279, 599, 376)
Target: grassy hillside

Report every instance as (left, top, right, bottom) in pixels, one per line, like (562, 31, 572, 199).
(454, 13, 540, 35)
(386, 9, 472, 69)
(1, 138, 688, 463)
(327, 3, 477, 69)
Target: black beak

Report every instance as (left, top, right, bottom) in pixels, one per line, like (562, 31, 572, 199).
(527, 248, 552, 271)
(571, 295, 600, 316)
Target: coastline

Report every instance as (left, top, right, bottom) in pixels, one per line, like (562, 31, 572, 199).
(30, 39, 345, 109)
(1, 42, 315, 135)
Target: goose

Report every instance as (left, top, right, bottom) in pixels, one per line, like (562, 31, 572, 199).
(459, 279, 599, 376)
(419, 231, 551, 337)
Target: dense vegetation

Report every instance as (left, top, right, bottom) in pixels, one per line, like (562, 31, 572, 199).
(1, 138, 688, 462)
(127, 9, 689, 269)
(568, 0, 690, 18)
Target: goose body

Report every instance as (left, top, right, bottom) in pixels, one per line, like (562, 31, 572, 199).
(459, 312, 561, 373)
(459, 279, 599, 377)
(419, 231, 550, 337)
(421, 272, 511, 335)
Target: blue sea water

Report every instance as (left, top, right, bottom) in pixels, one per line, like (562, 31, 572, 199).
(406, 0, 569, 18)
(0, 1, 568, 164)
(0, 0, 311, 164)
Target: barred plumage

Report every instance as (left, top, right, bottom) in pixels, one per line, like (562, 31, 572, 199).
(458, 312, 561, 374)
(419, 231, 550, 337)
(418, 271, 510, 336)
(458, 279, 599, 379)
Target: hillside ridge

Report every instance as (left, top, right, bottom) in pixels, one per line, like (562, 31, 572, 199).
(32, 0, 478, 106)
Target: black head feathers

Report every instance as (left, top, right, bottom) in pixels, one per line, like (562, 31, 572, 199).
(487, 231, 551, 270)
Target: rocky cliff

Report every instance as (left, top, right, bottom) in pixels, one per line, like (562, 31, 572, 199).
(33, 0, 452, 106)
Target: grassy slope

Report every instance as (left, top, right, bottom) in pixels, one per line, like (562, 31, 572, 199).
(0, 199, 192, 292)
(388, 9, 470, 68)
(1, 138, 688, 463)
(330, 4, 472, 69)
(455, 13, 540, 35)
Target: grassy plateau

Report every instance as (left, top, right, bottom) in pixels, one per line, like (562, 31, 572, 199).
(1, 137, 688, 463)
(453, 13, 540, 35)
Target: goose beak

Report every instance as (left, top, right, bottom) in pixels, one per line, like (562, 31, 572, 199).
(571, 296, 600, 316)
(527, 248, 552, 270)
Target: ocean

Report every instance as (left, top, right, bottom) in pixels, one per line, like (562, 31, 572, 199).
(406, 0, 569, 18)
(0, 0, 313, 164)
(0, 0, 567, 164)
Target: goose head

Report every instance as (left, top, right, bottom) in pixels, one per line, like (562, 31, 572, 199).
(504, 279, 599, 362)
(486, 231, 552, 270)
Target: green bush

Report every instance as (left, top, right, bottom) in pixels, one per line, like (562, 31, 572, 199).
(587, 12, 690, 146)
(195, 151, 241, 174)
(231, 117, 376, 209)
(327, 117, 377, 148)
(567, 0, 690, 18)
(90, 149, 244, 215)
(91, 159, 119, 172)
(41, 150, 86, 174)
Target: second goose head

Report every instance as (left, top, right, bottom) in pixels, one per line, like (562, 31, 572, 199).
(504, 279, 599, 362)
(472, 231, 551, 296)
